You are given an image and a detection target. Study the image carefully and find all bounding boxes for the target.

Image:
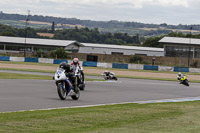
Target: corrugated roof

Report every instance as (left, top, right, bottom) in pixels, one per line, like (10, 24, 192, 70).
(159, 37, 200, 45)
(0, 36, 77, 46)
(81, 43, 164, 52)
(0, 36, 164, 52)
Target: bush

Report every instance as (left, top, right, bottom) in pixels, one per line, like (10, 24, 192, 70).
(34, 49, 47, 58)
(130, 55, 143, 63)
(50, 48, 67, 59)
(191, 61, 198, 68)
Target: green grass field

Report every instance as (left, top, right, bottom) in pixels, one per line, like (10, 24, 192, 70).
(1, 101, 200, 133)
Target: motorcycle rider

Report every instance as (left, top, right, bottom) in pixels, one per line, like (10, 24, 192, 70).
(103, 70, 115, 78)
(177, 72, 187, 84)
(59, 62, 76, 90)
(71, 58, 85, 84)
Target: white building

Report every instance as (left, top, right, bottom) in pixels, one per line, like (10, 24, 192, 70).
(0, 36, 79, 53)
(0, 36, 164, 56)
(66, 43, 164, 56)
(159, 37, 200, 58)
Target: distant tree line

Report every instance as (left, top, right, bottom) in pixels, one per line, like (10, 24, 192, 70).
(0, 23, 40, 38)
(2, 21, 200, 48)
(53, 27, 140, 44)
(1, 12, 200, 31)
(0, 23, 140, 45)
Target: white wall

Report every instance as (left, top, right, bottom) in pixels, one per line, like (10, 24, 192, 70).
(159, 66, 174, 71)
(128, 64, 143, 70)
(39, 58, 53, 64)
(190, 68, 200, 73)
(97, 63, 112, 68)
(10, 57, 24, 62)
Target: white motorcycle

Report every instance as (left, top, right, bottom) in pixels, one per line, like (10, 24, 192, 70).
(54, 68, 80, 100)
(102, 71, 118, 81)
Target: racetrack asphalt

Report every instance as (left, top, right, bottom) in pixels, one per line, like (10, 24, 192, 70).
(0, 77, 200, 112)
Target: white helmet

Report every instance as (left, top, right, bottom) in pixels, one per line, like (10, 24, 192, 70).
(178, 72, 181, 76)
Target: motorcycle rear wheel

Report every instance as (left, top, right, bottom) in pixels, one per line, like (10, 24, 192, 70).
(57, 83, 67, 100)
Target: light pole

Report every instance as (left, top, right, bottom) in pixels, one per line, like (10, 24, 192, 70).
(24, 10, 30, 57)
(187, 27, 192, 67)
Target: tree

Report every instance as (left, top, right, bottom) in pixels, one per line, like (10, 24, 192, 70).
(143, 36, 164, 48)
(129, 55, 143, 63)
(34, 49, 46, 58)
(51, 21, 55, 33)
(50, 48, 67, 59)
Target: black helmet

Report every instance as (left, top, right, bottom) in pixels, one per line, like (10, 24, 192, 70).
(59, 62, 70, 71)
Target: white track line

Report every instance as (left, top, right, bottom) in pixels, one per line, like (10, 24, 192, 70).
(1, 96, 200, 113)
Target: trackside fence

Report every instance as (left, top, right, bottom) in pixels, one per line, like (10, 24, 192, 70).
(0, 56, 198, 73)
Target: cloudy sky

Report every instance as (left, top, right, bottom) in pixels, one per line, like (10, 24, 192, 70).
(0, 0, 200, 25)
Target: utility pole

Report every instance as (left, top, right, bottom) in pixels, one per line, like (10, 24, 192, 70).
(24, 10, 30, 57)
(187, 27, 192, 67)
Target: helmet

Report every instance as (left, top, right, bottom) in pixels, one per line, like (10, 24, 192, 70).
(178, 72, 181, 76)
(73, 58, 79, 65)
(59, 62, 70, 71)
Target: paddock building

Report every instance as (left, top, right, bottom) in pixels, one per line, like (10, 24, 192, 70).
(0, 36, 164, 57)
(159, 37, 200, 58)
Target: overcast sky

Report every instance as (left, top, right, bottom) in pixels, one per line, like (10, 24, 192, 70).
(0, 0, 200, 25)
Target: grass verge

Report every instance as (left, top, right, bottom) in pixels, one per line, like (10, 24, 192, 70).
(1, 68, 200, 83)
(1, 101, 200, 132)
(0, 67, 55, 73)
(0, 72, 105, 81)
(0, 72, 52, 80)
(1, 61, 200, 75)
(0, 61, 58, 67)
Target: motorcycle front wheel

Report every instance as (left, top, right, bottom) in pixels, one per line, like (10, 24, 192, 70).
(57, 83, 67, 100)
(71, 77, 80, 100)
(71, 89, 80, 100)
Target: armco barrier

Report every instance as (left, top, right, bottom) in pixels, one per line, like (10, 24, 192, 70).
(0, 56, 10, 61)
(174, 67, 189, 72)
(82, 61, 97, 67)
(10, 57, 24, 62)
(143, 65, 158, 71)
(112, 63, 128, 69)
(39, 58, 53, 64)
(53, 59, 68, 64)
(25, 57, 39, 63)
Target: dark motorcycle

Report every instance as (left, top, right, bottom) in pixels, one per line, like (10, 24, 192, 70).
(102, 71, 118, 80)
(72, 65, 85, 90)
(181, 79, 189, 86)
(178, 75, 189, 86)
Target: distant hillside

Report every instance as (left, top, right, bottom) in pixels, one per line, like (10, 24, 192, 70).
(0, 11, 200, 36)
